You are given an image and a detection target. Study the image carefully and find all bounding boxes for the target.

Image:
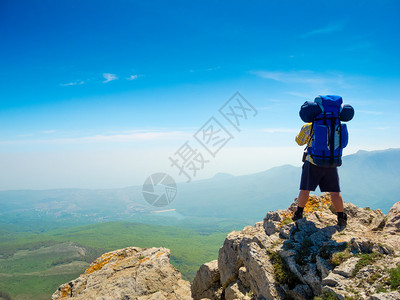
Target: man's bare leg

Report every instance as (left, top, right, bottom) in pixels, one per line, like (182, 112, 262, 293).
(330, 192, 347, 228)
(330, 192, 344, 212)
(297, 190, 310, 208)
(292, 190, 310, 220)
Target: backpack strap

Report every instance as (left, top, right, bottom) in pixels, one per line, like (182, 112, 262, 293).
(304, 122, 314, 152)
(338, 119, 342, 165)
(330, 117, 335, 165)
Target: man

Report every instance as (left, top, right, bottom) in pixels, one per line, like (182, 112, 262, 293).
(292, 122, 347, 228)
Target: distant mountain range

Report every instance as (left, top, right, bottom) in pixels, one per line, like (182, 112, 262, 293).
(340, 149, 400, 211)
(174, 148, 400, 222)
(1, 148, 399, 228)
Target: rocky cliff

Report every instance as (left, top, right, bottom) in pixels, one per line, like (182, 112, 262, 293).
(192, 194, 400, 300)
(53, 194, 400, 300)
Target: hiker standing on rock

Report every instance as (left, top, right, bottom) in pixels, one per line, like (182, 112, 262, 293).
(292, 95, 354, 228)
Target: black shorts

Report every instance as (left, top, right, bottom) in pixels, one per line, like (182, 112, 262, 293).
(300, 161, 341, 192)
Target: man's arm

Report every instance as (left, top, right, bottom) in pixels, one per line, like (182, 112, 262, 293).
(295, 123, 312, 146)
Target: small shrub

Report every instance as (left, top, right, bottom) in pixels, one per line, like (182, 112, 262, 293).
(352, 252, 382, 277)
(281, 217, 293, 226)
(375, 285, 388, 293)
(279, 211, 294, 227)
(296, 237, 313, 265)
(389, 264, 400, 290)
(320, 242, 348, 261)
(313, 290, 338, 300)
(367, 271, 382, 284)
(330, 248, 352, 266)
(268, 250, 299, 289)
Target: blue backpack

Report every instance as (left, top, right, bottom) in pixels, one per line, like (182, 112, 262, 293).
(301, 95, 351, 167)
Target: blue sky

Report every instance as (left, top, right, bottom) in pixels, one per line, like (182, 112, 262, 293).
(1, 0, 399, 189)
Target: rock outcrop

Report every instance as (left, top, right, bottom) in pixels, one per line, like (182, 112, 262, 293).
(192, 194, 400, 300)
(52, 247, 191, 300)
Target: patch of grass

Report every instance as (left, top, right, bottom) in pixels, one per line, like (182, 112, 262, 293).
(0, 272, 82, 300)
(0, 240, 59, 259)
(281, 217, 293, 226)
(344, 285, 361, 299)
(268, 250, 299, 289)
(0, 289, 12, 300)
(313, 289, 339, 300)
(320, 242, 348, 261)
(389, 264, 400, 290)
(367, 270, 382, 284)
(375, 285, 388, 293)
(245, 290, 253, 297)
(352, 252, 382, 277)
(279, 211, 294, 227)
(330, 247, 352, 266)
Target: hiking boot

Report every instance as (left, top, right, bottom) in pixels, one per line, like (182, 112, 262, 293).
(337, 212, 347, 228)
(292, 210, 303, 221)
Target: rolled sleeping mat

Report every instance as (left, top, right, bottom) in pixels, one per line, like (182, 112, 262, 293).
(340, 104, 354, 122)
(299, 101, 322, 122)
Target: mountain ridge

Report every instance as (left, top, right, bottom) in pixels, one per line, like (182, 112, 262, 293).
(1, 148, 399, 228)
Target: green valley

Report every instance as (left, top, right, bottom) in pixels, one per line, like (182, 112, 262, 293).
(0, 220, 244, 300)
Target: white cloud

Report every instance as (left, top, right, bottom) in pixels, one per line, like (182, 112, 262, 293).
(41, 130, 56, 134)
(299, 22, 345, 39)
(1, 130, 190, 145)
(127, 74, 138, 80)
(261, 128, 298, 134)
(189, 66, 220, 73)
(358, 110, 383, 115)
(60, 80, 85, 86)
(287, 92, 313, 98)
(250, 70, 354, 91)
(251, 70, 330, 85)
(103, 73, 118, 83)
